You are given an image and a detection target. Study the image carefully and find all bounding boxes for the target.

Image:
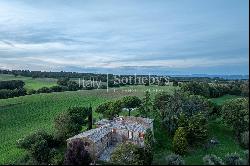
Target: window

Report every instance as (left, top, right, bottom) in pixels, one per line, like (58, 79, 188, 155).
(85, 142, 90, 146)
(112, 128, 116, 133)
(128, 131, 133, 139)
(139, 132, 144, 138)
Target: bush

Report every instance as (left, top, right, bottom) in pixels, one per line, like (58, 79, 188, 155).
(224, 152, 245, 165)
(165, 153, 185, 165)
(54, 107, 91, 142)
(49, 148, 64, 165)
(222, 98, 249, 138)
(17, 130, 57, 164)
(37, 87, 52, 93)
(111, 142, 145, 165)
(186, 113, 208, 145)
(240, 131, 249, 149)
(50, 85, 63, 92)
(173, 127, 188, 155)
(244, 150, 249, 165)
(203, 154, 224, 165)
(27, 89, 37, 95)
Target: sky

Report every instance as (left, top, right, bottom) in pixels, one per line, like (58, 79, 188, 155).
(0, 0, 249, 75)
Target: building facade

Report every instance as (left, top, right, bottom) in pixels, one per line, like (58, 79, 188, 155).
(67, 116, 154, 161)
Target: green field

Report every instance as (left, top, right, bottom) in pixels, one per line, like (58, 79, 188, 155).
(0, 74, 58, 90)
(210, 94, 242, 105)
(0, 85, 176, 164)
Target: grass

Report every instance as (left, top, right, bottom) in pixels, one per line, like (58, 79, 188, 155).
(0, 85, 176, 164)
(210, 94, 242, 105)
(152, 118, 245, 165)
(183, 119, 245, 165)
(0, 74, 58, 90)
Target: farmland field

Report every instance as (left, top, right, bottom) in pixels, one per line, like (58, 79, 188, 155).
(0, 74, 57, 90)
(0, 85, 176, 164)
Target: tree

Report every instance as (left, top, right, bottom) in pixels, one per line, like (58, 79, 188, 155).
(154, 90, 184, 134)
(240, 82, 249, 97)
(203, 154, 224, 165)
(186, 113, 208, 145)
(181, 81, 210, 98)
(57, 77, 70, 86)
(95, 100, 123, 120)
(139, 91, 153, 117)
(222, 98, 249, 138)
(64, 139, 92, 165)
(165, 153, 185, 165)
(172, 80, 179, 87)
(182, 95, 211, 117)
(87, 106, 93, 130)
(17, 130, 57, 164)
(67, 81, 79, 91)
(54, 107, 89, 141)
(122, 96, 142, 116)
(0, 80, 25, 90)
(173, 127, 188, 155)
(144, 129, 154, 165)
(95, 102, 111, 115)
(110, 142, 145, 165)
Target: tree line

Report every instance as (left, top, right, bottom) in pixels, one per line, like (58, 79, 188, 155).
(0, 80, 26, 99)
(181, 80, 249, 98)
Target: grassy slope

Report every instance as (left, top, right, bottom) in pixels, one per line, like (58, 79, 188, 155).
(0, 85, 176, 164)
(153, 94, 245, 165)
(0, 74, 57, 90)
(210, 94, 242, 105)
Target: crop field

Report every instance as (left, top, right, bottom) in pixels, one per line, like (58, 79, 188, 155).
(0, 85, 176, 164)
(0, 74, 58, 90)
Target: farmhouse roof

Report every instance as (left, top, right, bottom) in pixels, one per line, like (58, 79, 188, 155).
(67, 126, 112, 143)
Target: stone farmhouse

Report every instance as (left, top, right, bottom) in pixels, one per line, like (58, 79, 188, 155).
(66, 116, 154, 161)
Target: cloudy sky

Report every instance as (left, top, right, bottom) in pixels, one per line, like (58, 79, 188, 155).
(0, 0, 249, 75)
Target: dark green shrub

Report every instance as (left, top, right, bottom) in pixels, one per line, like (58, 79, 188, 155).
(240, 131, 249, 149)
(244, 150, 249, 165)
(54, 107, 90, 141)
(37, 87, 52, 93)
(222, 98, 249, 138)
(224, 152, 245, 165)
(186, 113, 208, 145)
(203, 154, 224, 165)
(165, 153, 185, 165)
(17, 130, 57, 164)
